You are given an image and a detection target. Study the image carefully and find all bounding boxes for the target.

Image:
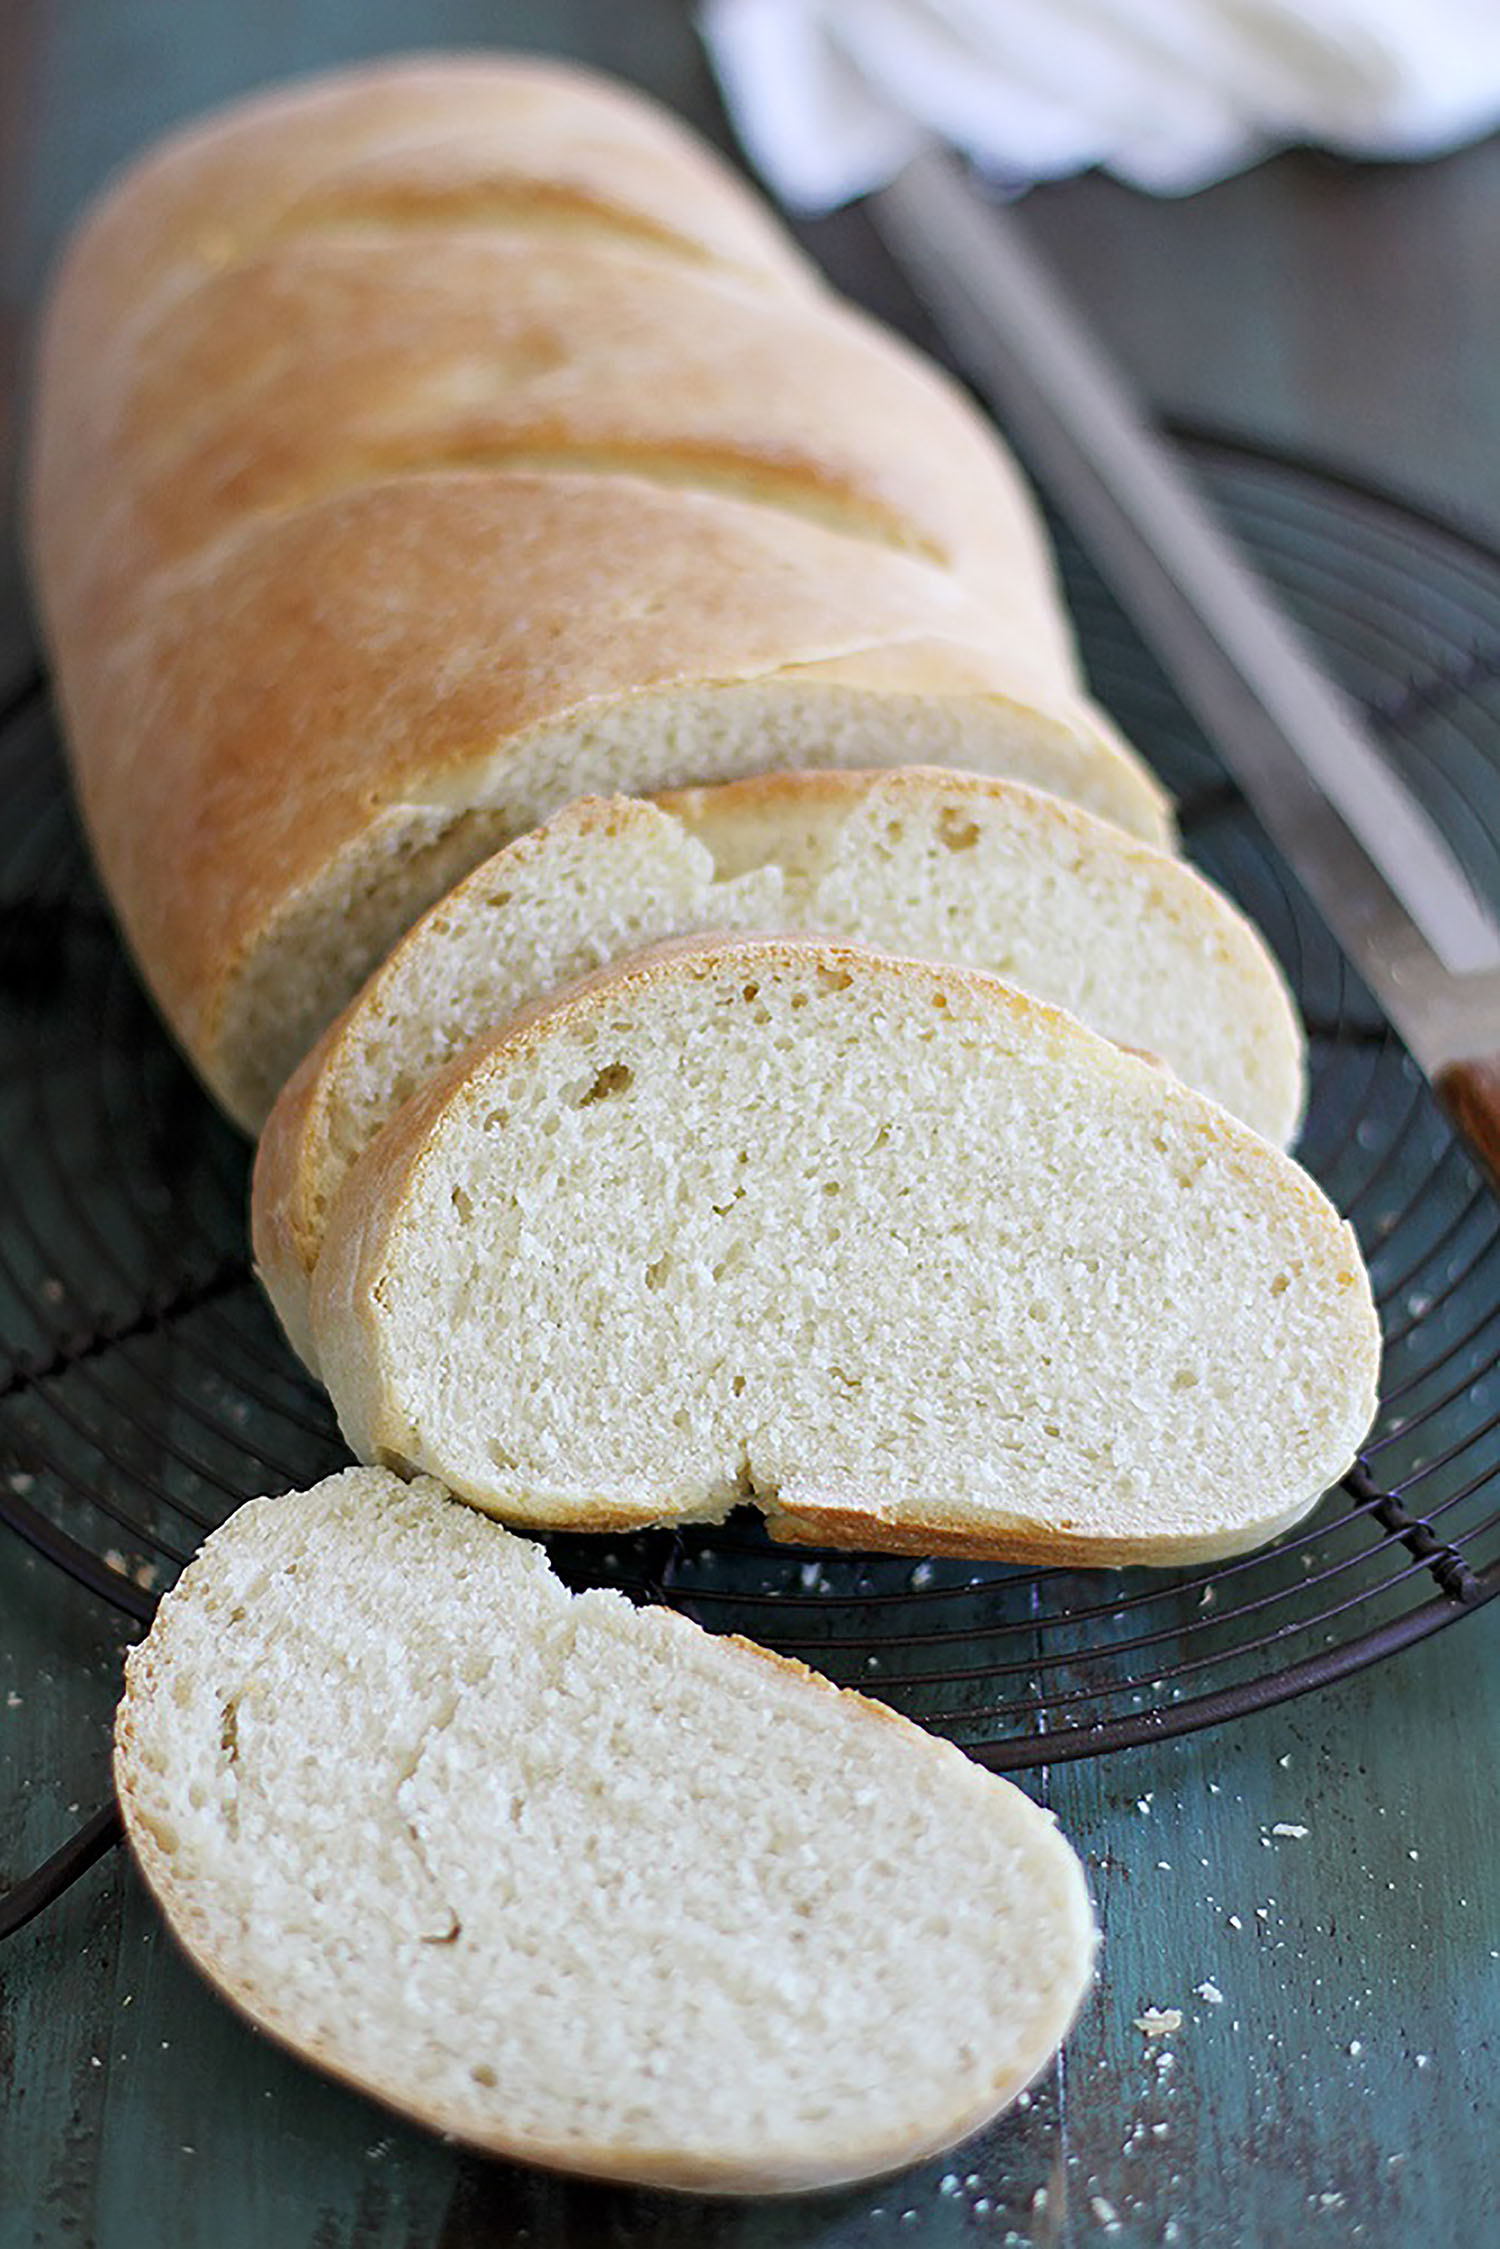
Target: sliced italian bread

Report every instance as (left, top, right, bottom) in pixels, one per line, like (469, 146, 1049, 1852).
(115, 1468, 1096, 2193)
(254, 768, 1303, 1371)
(309, 935, 1379, 1565)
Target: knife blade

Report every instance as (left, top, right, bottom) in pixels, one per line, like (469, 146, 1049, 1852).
(869, 148, 1500, 1174)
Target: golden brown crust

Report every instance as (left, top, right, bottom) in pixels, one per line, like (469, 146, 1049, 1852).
(761, 1491, 1331, 1568)
(31, 55, 813, 429)
(30, 54, 1168, 1126)
(65, 471, 1093, 1076)
(41, 230, 1068, 645)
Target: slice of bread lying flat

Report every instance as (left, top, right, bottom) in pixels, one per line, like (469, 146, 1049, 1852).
(253, 768, 1304, 1370)
(309, 936, 1379, 1564)
(115, 1468, 1096, 2193)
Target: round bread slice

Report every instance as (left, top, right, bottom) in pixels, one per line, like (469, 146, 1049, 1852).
(254, 768, 1303, 1370)
(114, 1468, 1096, 2193)
(309, 935, 1379, 1564)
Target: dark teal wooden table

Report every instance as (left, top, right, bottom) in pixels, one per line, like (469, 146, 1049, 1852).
(2, 7, 1497, 2245)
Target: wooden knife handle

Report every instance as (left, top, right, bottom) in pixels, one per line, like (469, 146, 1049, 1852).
(1436, 1053, 1500, 1193)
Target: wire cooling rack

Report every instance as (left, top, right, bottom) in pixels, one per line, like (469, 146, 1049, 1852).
(2, 427, 1499, 1937)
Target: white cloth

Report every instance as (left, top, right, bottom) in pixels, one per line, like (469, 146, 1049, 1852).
(700, 0, 1500, 206)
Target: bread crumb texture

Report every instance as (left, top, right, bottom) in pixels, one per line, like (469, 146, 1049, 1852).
(311, 936, 1378, 1562)
(115, 1469, 1096, 2192)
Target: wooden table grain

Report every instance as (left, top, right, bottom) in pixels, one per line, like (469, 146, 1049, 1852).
(3, 7, 1497, 2246)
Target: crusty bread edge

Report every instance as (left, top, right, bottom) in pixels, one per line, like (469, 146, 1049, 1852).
(113, 1499, 1096, 2194)
(250, 792, 681, 1367)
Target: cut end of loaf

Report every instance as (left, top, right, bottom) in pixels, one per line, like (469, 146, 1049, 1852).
(206, 642, 1167, 1130)
(115, 1468, 1096, 2192)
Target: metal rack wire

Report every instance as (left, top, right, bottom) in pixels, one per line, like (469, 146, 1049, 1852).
(2, 429, 1498, 1938)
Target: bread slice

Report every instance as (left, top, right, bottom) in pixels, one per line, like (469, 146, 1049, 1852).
(254, 768, 1304, 1369)
(114, 1468, 1096, 2193)
(310, 935, 1379, 1564)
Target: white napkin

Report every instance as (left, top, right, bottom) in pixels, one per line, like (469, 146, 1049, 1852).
(701, 0, 1500, 206)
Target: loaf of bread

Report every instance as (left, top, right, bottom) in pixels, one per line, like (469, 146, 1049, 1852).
(29, 52, 1169, 1129)
(254, 767, 1304, 1368)
(115, 1468, 1097, 2191)
(309, 934, 1377, 1564)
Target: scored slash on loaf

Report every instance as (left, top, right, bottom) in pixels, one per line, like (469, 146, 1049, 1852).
(309, 934, 1379, 1566)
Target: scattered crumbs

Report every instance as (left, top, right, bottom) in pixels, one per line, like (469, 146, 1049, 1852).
(1198, 1584, 1215, 1607)
(1407, 1849, 1420, 1862)
(1349, 2041, 1363, 2057)
(1256, 1907, 1270, 1921)
(1164, 2223, 1183, 2245)
(366, 2139, 390, 2161)
(1416, 2054, 1430, 2069)
(1016, 2089, 1032, 2110)
(1157, 1859, 1173, 1872)
(1090, 2196, 1121, 2232)
(1227, 1915, 1242, 1931)
(900, 2211, 919, 2225)
(1278, 1753, 1292, 1767)
(5, 1691, 21, 1709)
(908, 1561, 934, 1589)
(973, 2200, 992, 2217)
(1272, 1823, 1309, 1839)
(1208, 1782, 1221, 1795)
(1195, 1981, 1224, 2006)
(1135, 2007, 1183, 2037)
(938, 2173, 960, 2197)
(134, 1561, 159, 1591)
(1152, 2122, 1170, 2139)
(1031, 2187, 1049, 2212)
(104, 1549, 127, 1576)
(160, 2042, 170, 2051)
(1156, 2050, 1177, 2076)
(797, 1562, 824, 1592)
(1317, 2192, 1346, 2211)
(966, 2173, 982, 2190)
(41, 1276, 65, 1303)
(8, 1472, 34, 1494)
(181, 2147, 195, 2158)
(1136, 1795, 1154, 1814)
(121, 1995, 132, 2007)
(89, 2056, 101, 2069)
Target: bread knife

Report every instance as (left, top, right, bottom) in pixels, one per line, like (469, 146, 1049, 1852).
(869, 148, 1500, 1183)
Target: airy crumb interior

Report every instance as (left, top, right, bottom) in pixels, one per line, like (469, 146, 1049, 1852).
(121, 1472, 1089, 2177)
(349, 945, 1369, 1551)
